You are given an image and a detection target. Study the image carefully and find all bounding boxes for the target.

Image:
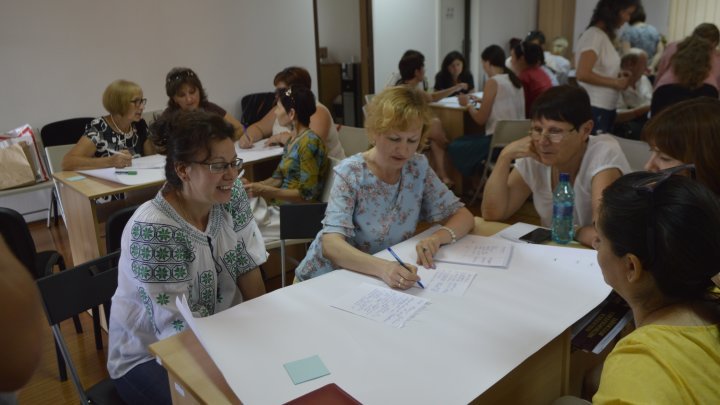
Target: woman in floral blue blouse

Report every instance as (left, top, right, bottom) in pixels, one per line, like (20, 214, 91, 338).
(295, 86, 474, 289)
(243, 86, 328, 242)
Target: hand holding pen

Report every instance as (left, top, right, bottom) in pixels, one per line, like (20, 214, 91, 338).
(386, 247, 424, 289)
(107, 148, 133, 168)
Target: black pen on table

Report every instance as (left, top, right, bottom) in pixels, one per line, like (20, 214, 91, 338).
(386, 247, 424, 289)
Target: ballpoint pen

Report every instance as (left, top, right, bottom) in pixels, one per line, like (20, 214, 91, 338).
(115, 170, 137, 175)
(386, 247, 425, 289)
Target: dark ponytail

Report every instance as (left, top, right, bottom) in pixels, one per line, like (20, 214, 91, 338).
(481, 44, 522, 89)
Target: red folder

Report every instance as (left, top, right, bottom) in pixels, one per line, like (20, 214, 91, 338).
(284, 383, 361, 404)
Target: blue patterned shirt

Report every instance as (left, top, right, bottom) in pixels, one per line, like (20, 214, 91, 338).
(295, 153, 463, 281)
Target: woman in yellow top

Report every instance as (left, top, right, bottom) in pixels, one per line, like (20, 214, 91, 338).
(243, 86, 328, 242)
(592, 169, 720, 403)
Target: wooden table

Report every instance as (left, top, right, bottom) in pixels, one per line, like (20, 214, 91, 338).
(55, 144, 283, 266)
(53, 171, 163, 265)
(150, 218, 609, 404)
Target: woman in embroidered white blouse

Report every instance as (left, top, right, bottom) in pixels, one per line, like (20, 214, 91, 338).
(107, 110, 267, 405)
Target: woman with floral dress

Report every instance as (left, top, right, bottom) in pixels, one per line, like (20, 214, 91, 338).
(242, 85, 328, 242)
(63, 79, 154, 170)
(295, 86, 473, 289)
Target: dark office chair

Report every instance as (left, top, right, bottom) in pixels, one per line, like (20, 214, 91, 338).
(105, 205, 140, 254)
(36, 251, 125, 405)
(278, 203, 327, 287)
(40, 117, 94, 227)
(240, 92, 276, 128)
(0, 207, 83, 381)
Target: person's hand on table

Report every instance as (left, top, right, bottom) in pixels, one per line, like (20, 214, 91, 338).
(416, 235, 441, 269)
(381, 260, 420, 290)
(110, 150, 133, 168)
(238, 133, 254, 149)
(264, 132, 291, 147)
(458, 94, 470, 107)
(455, 83, 469, 93)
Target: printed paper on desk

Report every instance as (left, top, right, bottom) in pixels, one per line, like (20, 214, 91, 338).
(330, 283, 429, 328)
(130, 154, 166, 169)
(77, 167, 165, 185)
(234, 139, 283, 164)
(434, 234, 513, 268)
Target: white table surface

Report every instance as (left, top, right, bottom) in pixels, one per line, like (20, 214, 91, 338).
(185, 229, 610, 404)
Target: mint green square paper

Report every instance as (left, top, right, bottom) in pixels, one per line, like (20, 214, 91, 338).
(283, 355, 330, 385)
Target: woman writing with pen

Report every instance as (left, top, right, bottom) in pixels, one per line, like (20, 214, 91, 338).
(63, 79, 154, 170)
(294, 86, 473, 289)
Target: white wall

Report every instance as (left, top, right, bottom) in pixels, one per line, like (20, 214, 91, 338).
(0, 0, 317, 133)
(317, 0, 361, 63)
(469, 0, 537, 88)
(373, 0, 440, 91)
(439, 0, 466, 60)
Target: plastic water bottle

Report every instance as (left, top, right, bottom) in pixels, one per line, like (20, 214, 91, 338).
(552, 172, 575, 244)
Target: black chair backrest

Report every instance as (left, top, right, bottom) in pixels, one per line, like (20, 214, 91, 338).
(650, 84, 720, 117)
(36, 251, 120, 325)
(279, 203, 327, 240)
(40, 117, 94, 147)
(240, 92, 276, 128)
(0, 207, 38, 275)
(105, 205, 140, 253)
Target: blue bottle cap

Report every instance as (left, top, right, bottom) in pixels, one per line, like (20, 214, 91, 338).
(559, 172, 570, 182)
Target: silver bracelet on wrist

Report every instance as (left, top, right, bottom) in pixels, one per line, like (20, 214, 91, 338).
(440, 226, 457, 244)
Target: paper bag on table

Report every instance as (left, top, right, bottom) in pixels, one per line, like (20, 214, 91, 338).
(0, 143, 36, 190)
(0, 124, 49, 182)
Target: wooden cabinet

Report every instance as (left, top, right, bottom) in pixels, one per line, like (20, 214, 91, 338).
(318, 63, 342, 110)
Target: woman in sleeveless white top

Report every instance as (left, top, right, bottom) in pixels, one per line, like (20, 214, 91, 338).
(448, 45, 525, 177)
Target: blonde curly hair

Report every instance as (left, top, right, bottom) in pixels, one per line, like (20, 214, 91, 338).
(364, 86, 432, 145)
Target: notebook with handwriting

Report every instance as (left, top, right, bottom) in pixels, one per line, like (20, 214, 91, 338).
(434, 234, 513, 268)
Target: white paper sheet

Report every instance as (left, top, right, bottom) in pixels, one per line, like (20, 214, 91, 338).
(170, 226, 612, 404)
(130, 154, 166, 169)
(175, 295, 207, 347)
(235, 139, 283, 164)
(433, 91, 484, 108)
(329, 283, 429, 328)
(495, 222, 546, 243)
(434, 234, 513, 268)
(77, 167, 165, 185)
(422, 268, 477, 296)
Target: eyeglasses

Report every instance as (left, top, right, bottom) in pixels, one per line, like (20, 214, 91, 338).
(130, 98, 147, 106)
(192, 157, 243, 174)
(166, 69, 196, 84)
(528, 125, 577, 143)
(632, 163, 696, 263)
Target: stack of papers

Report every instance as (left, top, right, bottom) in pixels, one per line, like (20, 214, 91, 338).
(434, 234, 513, 268)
